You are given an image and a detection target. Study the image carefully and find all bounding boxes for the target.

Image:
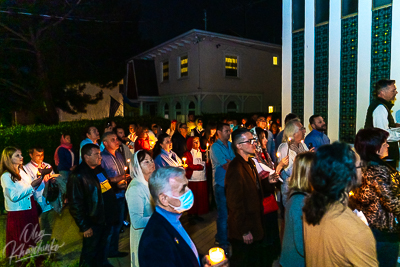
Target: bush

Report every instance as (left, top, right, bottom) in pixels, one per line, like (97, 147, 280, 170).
(0, 116, 170, 169)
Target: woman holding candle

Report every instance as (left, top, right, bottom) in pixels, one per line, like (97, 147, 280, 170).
(1, 147, 44, 258)
(280, 152, 314, 267)
(252, 127, 288, 266)
(126, 150, 155, 267)
(353, 128, 400, 266)
(183, 137, 208, 225)
(277, 119, 309, 206)
(153, 133, 182, 169)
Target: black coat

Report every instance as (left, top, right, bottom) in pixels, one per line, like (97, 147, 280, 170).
(139, 210, 201, 267)
(67, 162, 117, 232)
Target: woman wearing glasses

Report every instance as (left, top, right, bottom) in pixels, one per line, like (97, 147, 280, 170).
(277, 119, 309, 206)
(354, 128, 400, 266)
(126, 150, 156, 267)
(183, 137, 208, 225)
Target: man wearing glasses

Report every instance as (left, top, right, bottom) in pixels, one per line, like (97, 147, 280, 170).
(225, 128, 265, 267)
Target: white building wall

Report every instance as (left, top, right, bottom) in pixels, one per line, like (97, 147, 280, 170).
(58, 83, 123, 122)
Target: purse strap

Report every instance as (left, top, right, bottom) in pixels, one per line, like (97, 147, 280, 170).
(289, 191, 307, 199)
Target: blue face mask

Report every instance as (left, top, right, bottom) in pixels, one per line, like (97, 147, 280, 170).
(167, 189, 194, 213)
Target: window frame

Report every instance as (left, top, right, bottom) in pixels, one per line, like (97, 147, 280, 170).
(178, 54, 188, 79)
(161, 61, 169, 82)
(224, 55, 239, 78)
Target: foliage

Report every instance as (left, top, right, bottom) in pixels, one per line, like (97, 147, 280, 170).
(0, 116, 170, 168)
(0, 0, 150, 125)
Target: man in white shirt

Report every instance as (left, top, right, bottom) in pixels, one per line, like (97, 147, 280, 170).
(24, 147, 56, 246)
(365, 79, 400, 168)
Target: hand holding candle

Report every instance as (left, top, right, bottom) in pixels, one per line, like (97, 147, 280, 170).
(182, 157, 188, 168)
(207, 247, 227, 266)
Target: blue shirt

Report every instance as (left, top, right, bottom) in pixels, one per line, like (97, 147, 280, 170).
(79, 138, 98, 163)
(304, 129, 330, 151)
(210, 139, 235, 187)
(101, 149, 126, 198)
(155, 206, 200, 265)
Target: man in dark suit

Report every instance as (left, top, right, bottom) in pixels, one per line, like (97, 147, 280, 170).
(225, 128, 265, 267)
(138, 166, 227, 267)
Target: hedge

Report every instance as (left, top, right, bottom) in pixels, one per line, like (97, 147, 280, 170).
(0, 116, 170, 169)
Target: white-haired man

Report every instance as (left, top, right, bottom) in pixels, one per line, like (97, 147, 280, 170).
(139, 167, 227, 267)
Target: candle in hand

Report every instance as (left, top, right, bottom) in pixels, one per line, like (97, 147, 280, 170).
(209, 247, 225, 265)
(182, 157, 188, 168)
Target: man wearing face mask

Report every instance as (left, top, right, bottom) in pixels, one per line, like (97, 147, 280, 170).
(139, 166, 228, 267)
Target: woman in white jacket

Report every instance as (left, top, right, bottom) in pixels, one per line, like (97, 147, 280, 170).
(1, 147, 43, 258)
(126, 150, 155, 267)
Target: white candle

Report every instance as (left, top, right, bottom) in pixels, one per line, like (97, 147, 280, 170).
(209, 247, 225, 265)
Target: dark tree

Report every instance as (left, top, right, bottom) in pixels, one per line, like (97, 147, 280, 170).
(0, 0, 148, 125)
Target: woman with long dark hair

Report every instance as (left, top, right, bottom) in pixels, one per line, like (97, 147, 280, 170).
(1, 147, 43, 258)
(354, 128, 400, 266)
(302, 142, 378, 266)
(153, 133, 182, 169)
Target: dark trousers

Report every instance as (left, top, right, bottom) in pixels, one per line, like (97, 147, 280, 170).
(108, 197, 125, 256)
(80, 223, 112, 267)
(230, 239, 262, 267)
(371, 228, 400, 267)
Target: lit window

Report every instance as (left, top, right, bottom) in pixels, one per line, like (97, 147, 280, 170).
(268, 106, 274, 113)
(225, 56, 238, 77)
(162, 61, 169, 81)
(180, 55, 188, 77)
(273, 56, 278, 66)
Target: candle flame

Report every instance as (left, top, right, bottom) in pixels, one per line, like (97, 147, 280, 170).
(288, 137, 292, 141)
(127, 159, 131, 163)
(301, 140, 304, 143)
(124, 166, 128, 171)
(349, 191, 354, 196)
(276, 152, 280, 158)
(209, 247, 225, 264)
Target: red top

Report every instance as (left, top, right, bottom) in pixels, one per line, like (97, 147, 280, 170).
(135, 138, 150, 151)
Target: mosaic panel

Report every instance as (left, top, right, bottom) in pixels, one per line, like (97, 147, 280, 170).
(314, 24, 329, 126)
(339, 16, 358, 143)
(292, 31, 305, 123)
(370, 6, 392, 101)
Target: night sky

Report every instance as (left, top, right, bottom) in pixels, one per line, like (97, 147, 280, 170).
(138, 0, 282, 47)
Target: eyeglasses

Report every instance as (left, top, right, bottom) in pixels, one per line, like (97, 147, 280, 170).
(238, 139, 257, 145)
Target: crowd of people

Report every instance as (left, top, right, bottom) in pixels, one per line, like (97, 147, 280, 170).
(1, 79, 400, 266)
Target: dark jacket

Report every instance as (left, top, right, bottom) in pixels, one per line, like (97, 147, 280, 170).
(139, 210, 201, 267)
(225, 155, 264, 241)
(67, 162, 116, 232)
(171, 132, 187, 159)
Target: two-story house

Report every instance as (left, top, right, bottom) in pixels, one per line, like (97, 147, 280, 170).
(124, 29, 282, 120)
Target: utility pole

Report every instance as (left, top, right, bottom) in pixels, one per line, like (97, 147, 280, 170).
(203, 9, 207, 31)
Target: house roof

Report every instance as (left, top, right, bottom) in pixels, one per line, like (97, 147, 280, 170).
(130, 29, 281, 60)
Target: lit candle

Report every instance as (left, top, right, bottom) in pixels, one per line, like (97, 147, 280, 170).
(276, 152, 280, 158)
(349, 191, 354, 197)
(287, 137, 292, 157)
(182, 157, 188, 168)
(124, 166, 128, 174)
(206, 143, 209, 150)
(209, 247, 225, 265)
(127, 159, 131, 163)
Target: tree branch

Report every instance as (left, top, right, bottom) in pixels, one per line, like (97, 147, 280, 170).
(4, 47, 36, 54)
(37, 0, 82, 38)
(0, 78, 30, 97)
(0, 22, 32, 45)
